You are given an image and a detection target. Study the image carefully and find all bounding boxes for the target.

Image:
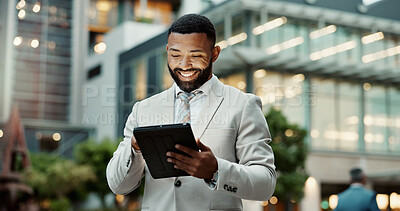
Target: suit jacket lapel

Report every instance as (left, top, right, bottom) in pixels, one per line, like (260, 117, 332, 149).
(192, 80, 224, 139)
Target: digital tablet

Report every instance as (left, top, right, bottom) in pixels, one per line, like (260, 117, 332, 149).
(133, 123, 199, 179)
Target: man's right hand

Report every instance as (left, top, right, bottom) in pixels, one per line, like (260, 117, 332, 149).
(131, 135, 141, 153)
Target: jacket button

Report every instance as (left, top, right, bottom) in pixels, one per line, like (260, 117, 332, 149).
(174, 180, 181, 187)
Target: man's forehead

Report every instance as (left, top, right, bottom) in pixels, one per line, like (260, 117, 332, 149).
(167, 32, 212, 49)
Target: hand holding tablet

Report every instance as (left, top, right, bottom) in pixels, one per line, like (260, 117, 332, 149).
(133, 123, 199, 179)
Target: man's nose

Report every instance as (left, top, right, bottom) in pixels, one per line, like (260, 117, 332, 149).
(179, 55, 192, 70)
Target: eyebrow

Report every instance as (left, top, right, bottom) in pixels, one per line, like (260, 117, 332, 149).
(169, 48, 205, 53)
(169, 48, 180, 52)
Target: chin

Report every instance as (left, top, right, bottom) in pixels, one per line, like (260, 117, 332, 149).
(168, 61, 213, 93)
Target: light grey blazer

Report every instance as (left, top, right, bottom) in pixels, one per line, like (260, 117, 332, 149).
(106, 79, 276, 211)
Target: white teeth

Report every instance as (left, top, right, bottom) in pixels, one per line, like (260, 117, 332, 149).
(180, 72, 195, 77)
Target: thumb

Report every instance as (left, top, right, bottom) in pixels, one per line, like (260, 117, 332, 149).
(196, 139, 210, 151)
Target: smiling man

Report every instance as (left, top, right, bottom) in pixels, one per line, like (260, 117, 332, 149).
(106, 14, 276, 211)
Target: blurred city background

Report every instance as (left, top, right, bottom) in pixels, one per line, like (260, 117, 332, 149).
(1, 0, 400, 210)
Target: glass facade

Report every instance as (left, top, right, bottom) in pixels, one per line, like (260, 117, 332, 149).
(389, 88, 400, 152)
(14, 0, 72, 122)
(253, 71, 306, 127)
(310, 78, 336, 149)
(337, 81, 360, 151)
(133, 58, 147, 101)
(307, 78, 400, 154)
(364, 85, 387, 152)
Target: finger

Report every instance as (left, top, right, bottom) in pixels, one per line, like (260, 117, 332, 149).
(131, 135, 140, 150)
(175, 144, 199, 157)
(168, 158, 195, 174)
(166, 152, 193, 165)
(196, 139, 210, 152)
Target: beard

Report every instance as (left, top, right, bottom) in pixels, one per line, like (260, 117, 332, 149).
(168, 61, 212, 93)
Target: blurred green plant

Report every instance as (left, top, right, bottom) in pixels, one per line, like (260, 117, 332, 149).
(74, 137, 119, 207)
(48, 197, 70, 211)
(23, 153, 96, 210)
(265, 107, 309, 210)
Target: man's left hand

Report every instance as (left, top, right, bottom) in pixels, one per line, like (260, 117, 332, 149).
(166, 139, 217, 179)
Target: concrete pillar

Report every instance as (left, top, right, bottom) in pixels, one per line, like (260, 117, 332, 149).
(70, 0, 89, 124)
(0, 0, 16, 123)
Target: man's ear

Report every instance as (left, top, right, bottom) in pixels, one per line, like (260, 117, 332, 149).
(211, 45, 221, 63)
(166, 44, 169, 51)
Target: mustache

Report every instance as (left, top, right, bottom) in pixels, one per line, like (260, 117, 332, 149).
(173, 67, 203, 72)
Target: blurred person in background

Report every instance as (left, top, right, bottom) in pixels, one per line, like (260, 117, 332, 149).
(335, 168, 380, 211)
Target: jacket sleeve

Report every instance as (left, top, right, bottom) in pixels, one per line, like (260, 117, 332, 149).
(214, 95, 276, 201)
(106, 102, 146, 195)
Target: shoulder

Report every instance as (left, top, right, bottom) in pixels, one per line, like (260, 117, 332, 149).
(356, 186, 376, 197)
(339, 187, 376, 198)
(338, 188, 351, 197)
(363, 188, 377, 197)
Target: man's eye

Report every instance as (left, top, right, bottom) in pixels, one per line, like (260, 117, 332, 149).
(192, 55, 202, 58)
(171, 55, 180, 58)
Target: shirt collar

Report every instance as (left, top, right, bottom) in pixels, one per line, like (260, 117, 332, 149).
(174, 74, 218, 98)
(350, 183, 364, 188)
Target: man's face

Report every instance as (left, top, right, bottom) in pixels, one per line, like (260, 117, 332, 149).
(167, 32, 220, 92)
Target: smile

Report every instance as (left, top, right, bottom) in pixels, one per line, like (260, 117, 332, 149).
(178, 70, 198, 78)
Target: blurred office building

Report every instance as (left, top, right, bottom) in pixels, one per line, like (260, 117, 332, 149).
(0, 0, 193, 157)
(0, 0, 95, 157)
(83, 0, 400, 210)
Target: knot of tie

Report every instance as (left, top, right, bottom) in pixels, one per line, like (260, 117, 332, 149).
(178, 90, 202, 102)
(177, 90, 203, 123)
(178, 92, 194, 103)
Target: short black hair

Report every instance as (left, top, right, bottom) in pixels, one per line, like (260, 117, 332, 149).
(168, 14, 216, 47)
(350, 168, 364, 183)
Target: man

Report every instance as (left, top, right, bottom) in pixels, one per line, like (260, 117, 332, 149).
(335, 168, 380, 211)
(106, 14, 276, 211)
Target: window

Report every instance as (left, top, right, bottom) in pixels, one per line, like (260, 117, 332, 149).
(310, 78, 336, 150)
(281, 73, 306, 127)
(388, 88, 400, 152)
(87, 65, 101, 79)
(215, 22, 224, 43)
(253, 70, 306, 126)
(364, 85, 387, 152)
(337, 81, 360, 151)
(39, 135, 60, 152)
(133, 59, 147, 100)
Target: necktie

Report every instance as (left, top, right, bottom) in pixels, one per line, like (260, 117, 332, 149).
(177, 90, 202, 123)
